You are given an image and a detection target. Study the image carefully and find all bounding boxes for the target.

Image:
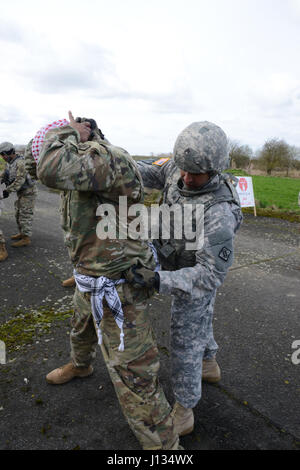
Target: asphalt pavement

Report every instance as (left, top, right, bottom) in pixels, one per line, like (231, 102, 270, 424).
(0, 183, 299, 451)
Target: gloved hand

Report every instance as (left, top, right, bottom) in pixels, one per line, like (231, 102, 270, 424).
(125, 262, 160, 290)
(68, 111, 91, 143)
(2, 190, 9, 199)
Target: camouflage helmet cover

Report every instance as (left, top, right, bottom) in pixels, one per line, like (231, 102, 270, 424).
(0, 141, 15, 154)
(173, 121, 229, 174)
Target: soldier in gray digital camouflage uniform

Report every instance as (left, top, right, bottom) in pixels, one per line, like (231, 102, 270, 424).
(0, 142, 37, 247)
(127, 121, 243, 436)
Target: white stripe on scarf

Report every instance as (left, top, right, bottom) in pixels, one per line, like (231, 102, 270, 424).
(74, 271, 125, 352)
(73, 243, 160, 352)
(32, 119, 69, 162)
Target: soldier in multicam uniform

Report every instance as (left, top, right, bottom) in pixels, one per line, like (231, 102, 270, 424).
(37, 111, 181, 451)
(0, 142, 37, 247)
(127, 121, 243, 437)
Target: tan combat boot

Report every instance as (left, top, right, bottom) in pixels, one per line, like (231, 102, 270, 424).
(11, 233, 23, 240)
(0, 242, 8, 262)
(62, 276, 76, 287)
(172, 402, 194, 436)
(202, 357, 221, 383)
(11, 235, 31, 247)
(46, 362, 94, 385)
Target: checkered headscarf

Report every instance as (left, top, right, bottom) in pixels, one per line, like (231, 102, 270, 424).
(31, 119, 69, 162)
(74, 271, 126, 352)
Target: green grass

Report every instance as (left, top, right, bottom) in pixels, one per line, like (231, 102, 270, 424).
(132, 155, 153, 161)
(0, 307, 73, 352)
(252, 176, 299, 211)
(0, 156, 5, 172)
(227, 169, 250, 177)
(227, 170, 300, 212)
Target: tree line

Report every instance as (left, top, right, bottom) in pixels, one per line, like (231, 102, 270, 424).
(229, 139, 300, 176)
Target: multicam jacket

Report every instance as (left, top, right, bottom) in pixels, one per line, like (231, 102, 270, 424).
(2, 155, 34, 194)
(37, 126, 155, 279)
(137, 158, 243, 297)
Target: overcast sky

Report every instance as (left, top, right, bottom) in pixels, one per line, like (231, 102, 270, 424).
(1, 0, 300, 155)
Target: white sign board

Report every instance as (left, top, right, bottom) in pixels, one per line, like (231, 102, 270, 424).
(236, 177, 255, 208)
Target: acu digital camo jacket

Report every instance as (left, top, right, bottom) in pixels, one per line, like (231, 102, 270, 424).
(137, 158, 243, 297)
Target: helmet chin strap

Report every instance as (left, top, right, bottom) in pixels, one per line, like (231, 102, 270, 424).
(177, 173, 221, 197)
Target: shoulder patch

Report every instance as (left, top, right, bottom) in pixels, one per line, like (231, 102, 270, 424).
(152, 157, 170, 166)
(219, 247, 232, 262)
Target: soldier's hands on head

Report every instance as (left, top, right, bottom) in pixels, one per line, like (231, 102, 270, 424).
(68, 111, 91, 143)
(124, 261, 160, 291)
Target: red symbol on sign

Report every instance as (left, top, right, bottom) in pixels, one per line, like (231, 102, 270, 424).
(239, 178, 248, 192)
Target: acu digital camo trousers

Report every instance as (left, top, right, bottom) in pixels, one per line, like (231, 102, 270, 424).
(15, 185, 37, 237)
(170, 289, 218, 409)
(70, 283, 179, 450)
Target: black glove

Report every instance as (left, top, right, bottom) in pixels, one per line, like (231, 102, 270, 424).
(125, 262, 160, 290)
(2, 190, 9, 199)
(75, 117, 105, 140)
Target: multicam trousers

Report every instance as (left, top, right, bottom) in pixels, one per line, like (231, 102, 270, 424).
(15, 185, 37, 237)
(170, 289, 218, 409)
(70, 283, 179, 450)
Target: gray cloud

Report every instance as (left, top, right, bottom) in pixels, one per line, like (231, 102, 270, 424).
(0, 105, 25, 123)
(151, 90, 197, 114)
(1, 24, 197, 113)
(16, 41, 116, 95)
(34, 68, 99, 93)
(88, 87, 198, 114)
(0, 20, 25, 44)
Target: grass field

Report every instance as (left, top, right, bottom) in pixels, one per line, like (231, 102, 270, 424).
(227, 169, 300, 212)
(0, 157, 5, 173)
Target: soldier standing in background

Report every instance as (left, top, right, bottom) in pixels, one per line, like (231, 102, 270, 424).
(0, 182, 8, 261)
(129, 121, 243, 437)
(37, 111, 181, 451)
(0, 142, 37, 247)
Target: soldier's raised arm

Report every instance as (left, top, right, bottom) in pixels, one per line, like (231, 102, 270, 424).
(37, 112, 116, 192)
(136, 157, 173, 190)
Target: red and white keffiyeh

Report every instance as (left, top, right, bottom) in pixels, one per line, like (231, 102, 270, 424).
(31, 119, 69, 162)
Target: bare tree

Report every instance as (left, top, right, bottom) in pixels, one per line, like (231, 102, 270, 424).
(228, 139, 253, 169)
(257, 138, 293, 175)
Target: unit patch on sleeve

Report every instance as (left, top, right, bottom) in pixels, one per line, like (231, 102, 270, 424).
(152, 157, 170, 166)
(218, 247, 232, 262)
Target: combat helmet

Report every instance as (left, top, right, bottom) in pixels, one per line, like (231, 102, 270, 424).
(173, 121, 229, 174)
(0, 142, 15, 155)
